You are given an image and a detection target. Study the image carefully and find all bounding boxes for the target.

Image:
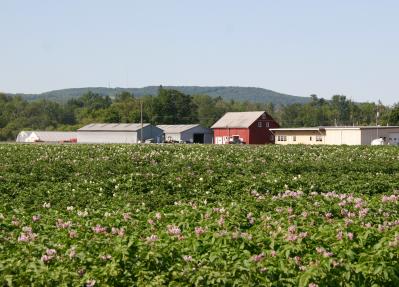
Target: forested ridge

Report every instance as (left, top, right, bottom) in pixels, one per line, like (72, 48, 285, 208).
(1, 87, 398, 141)
(7, 86, 310, 106)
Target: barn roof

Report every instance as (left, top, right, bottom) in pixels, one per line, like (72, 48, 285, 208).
(17, 131, 77, 142)
(78, 123, 150, 132)
(211, 111, 266, 128)
(156, 124, 202, 133)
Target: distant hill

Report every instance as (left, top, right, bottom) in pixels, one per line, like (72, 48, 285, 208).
(9, 86, 310, 106)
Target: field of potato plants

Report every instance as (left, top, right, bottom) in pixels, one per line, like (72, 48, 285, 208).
(1, 144, 399, 286)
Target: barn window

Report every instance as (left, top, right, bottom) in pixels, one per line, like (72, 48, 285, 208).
(258, 122, 262, 128)
(309, 136, 313, 141)
(292, 136, 296, 142)
(277, 135, 287, 142)
(265, 122, 270, 128)
(316, 136, 323, 142)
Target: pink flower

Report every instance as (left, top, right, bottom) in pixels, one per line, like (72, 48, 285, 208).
(46, 249, 57, 256)
(288, 225, 297, 234)
(294, 256, 301, 265)
(270, 250, 277, 257)
(336, 231, 343, 240)
(32, 215, 41, 222)
(123, 213, 131, 221)
(41, 254, 53, 263)
(309, 283, 318, 287)
(146, 234, 158, 243)
(155, 212, 162, 220)
(299, 232, 308, 239)
(92, 225, 107, 234)
(167, 225, 181, 236)
(251, 253, 265, 263)
(56, 219, 72, 229)
(147, 219, 155, 225)
(18, 227, 37, 242)
(286, 234, 298, 241)
(111, 227, 125, 237)
(183, 255, 193, 262)
(194, 226, 205, 236)
(347, 232, 354, 240)
(69, 230, 78, 238)
(325, 212, 333, 219)
(18, 233, 30, 242)
(218, 216, 225, 226)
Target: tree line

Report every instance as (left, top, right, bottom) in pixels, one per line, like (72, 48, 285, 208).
(1, 87, 398, 141)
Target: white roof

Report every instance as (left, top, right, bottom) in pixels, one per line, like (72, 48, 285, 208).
(270, 127, 323, 131)
(17, 131, 77, 142)
(211, 111, 265, 128)
(271, 126, 399, 131)
(78, 123, 150, 132)
(157, 124, 202, 133)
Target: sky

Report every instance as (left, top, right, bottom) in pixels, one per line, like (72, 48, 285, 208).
(0, 0, 398, 104)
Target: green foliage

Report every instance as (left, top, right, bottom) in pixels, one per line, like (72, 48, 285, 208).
(9, 86, 310, 105)
(0, 144, 399, 285)
(1, 90, 397, 141)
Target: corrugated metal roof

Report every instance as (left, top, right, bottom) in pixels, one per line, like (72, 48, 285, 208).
(211, 111, 265, 128)
(156, 124, 201, 133)
(78, 123, 150, 132)
(271, 126, 399, 132)
(17, 131, 77, 142)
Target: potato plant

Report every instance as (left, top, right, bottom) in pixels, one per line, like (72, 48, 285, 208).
(0, 144, 399, 286)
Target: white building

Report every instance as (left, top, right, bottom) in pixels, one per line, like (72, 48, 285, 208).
(271, 126, 399, 145)
(77, 123, 163, 144)
(157, 124, 213, 143)
(16, 131, 77, 143)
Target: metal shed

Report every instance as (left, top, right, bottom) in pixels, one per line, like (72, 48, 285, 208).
(16, 131, 77, 143)
(77, 123, 163, 144)
(156, 124, 213, 143)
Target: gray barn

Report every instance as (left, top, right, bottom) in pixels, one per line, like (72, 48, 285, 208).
(77, 123, 163, 143)
(157, 124, 213, 144)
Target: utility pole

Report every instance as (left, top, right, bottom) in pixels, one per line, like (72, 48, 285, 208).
(376, 102, 380, 139)
(140, 100, 143, 144)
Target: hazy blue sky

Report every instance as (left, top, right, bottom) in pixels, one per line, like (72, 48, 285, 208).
(1, 0, 398, 104)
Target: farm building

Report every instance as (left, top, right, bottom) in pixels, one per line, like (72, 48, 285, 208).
(211, 111, 279, 144)
(156, 124, 213, 143)
(271, 126, 399, 145)
(16, 131, 77, 143)
(77, 123, 163, 144)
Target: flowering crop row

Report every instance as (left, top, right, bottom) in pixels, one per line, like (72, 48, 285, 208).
(0, 144, 399, 286)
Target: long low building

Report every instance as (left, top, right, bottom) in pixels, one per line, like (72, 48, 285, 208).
(77, 123, 163, 143)
(156, 124, 213, 143)
(271, 126, 399, 145)
(16, 131, 77, 143)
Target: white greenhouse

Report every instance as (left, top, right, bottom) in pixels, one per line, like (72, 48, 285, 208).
(16, 131, 77, 143)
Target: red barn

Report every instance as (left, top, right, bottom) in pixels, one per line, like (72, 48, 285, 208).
(211, 111, 279, 144)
